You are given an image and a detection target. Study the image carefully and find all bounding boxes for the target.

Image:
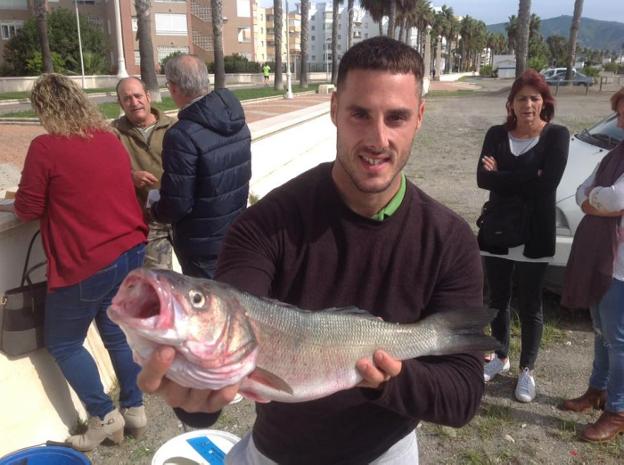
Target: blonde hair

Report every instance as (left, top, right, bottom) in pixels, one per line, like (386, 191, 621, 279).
(611, 87, 624, 112)
(30, 73, 110, 138)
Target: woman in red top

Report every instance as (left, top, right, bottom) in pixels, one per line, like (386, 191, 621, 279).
(0, 74, 147, 451)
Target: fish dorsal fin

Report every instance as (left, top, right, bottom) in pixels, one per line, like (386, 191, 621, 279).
(323, 306, 379, 319)
(248, 367, 294, 395)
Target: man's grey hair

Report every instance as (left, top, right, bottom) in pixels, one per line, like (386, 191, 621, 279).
(165, 54, 210, 98)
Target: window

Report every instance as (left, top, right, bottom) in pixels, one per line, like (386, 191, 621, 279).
(131, 17, 137, 32)
(154, 13, 188, 36)
(237, 0, 251, 17)
(238, 26, 251, 43)
(311, 35, 315, 40)
(0, 21, 23, 40)
(0, 0, 27, 8)
(311, 25, 315, 31)
(311, 55, 316, 60)
(134, 50, 141, 65)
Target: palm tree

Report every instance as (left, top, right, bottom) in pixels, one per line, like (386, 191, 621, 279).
(347, 0, 354, 49)
(360, 0, 385, 36)
(211, 0, 225, 89)
(387, 0, 397, 39)
(506, 15, 518, 53)
(135, 0, 161, 101)
(330, 0, 342, 84)
(33, 0, 53, 73)
(300, 0, 310, 88)
(515, 0, 531, 77)
(566, 0, 584, 81)
(273, 0, 283, 90)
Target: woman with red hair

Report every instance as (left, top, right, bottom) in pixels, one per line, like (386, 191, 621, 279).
(477, 69, 569, 402)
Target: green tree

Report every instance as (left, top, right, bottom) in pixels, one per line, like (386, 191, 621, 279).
(566, 0, 584, 80)
(211, 0, 226, 89)
(516, 0, 531, 76)
(33, 0, 53, 73)
(135, 0, 161, 101)
(546, 35, 568, 67)
(4, 7, 109, 76)
(299, 0, 310, 88)
(273, 0, 283, 90)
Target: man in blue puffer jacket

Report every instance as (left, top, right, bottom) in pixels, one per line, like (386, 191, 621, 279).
(151, 54, 251, 278)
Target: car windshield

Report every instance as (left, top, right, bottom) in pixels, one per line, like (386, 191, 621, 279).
(576, 114, 624, 150)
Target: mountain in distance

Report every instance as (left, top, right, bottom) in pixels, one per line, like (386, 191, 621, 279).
(487, 15, 624, 51)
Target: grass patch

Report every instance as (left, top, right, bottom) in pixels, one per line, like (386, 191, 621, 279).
(474, 403, 514, 440)
(460, 449, 495, 465)
(0, 84, 324, 119)
(553, 418, 579, 442)
(426, 89, 477, 98)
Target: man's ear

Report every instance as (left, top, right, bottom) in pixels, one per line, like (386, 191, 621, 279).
(330, 91, 338, 126)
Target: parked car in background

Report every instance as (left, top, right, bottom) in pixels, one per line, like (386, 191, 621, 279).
(545, 112, 624, 292)
(540, 67, 567, 79)
(545, 69, 594, 87)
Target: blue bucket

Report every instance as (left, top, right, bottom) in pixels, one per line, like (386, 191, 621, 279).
(0, 444, 91, 465)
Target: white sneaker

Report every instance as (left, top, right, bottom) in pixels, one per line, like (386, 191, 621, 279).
(515, 367, 536, 403)
(483, 357, 510, 382)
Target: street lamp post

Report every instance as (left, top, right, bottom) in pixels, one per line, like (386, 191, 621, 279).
(284, 0, 293, 99)
(74, 0, 86, 88)
(113, 0, 128, 78)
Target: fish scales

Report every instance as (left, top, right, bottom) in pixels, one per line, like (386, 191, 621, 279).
(108, 268, 497, 403)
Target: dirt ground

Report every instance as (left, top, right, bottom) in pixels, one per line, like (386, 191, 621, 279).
(5, 79, 624, 464)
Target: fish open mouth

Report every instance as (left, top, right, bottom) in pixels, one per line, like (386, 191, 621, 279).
(110, 268, 172, 329)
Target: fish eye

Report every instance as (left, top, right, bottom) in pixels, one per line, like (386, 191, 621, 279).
(189, 290, 206, 308)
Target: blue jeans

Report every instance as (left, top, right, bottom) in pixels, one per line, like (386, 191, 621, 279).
(589, 278, 624, 413)
(44, 244, 145, 419)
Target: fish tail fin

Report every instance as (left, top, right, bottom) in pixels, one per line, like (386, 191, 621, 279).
(424, 307, 500, 355)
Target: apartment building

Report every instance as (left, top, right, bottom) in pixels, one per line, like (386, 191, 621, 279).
(306, 2, 381, 68)
(265, 6, 301, 63)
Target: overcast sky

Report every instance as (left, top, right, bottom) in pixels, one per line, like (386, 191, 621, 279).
(260, 1, 624, 25)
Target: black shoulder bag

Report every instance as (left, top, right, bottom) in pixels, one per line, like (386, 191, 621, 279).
(476, 196, 530, 249)
(0, 230, 47, 358)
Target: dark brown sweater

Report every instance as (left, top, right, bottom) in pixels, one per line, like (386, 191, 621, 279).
(177, 162, 484, 464)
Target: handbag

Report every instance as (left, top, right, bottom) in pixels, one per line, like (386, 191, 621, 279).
(476, 196, 530, 249)
(0, 230, 47, 358)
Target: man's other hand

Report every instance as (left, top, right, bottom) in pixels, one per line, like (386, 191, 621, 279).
(356, 350, 402, 390)
(132, 170, 158, 188)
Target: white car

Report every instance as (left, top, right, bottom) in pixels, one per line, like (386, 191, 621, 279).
(540, 67, 567, 79)
(545, 113, 624, 291)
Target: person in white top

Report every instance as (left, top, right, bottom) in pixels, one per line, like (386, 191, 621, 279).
(560, 87, 624, 443)
(477, 70, 570, 403)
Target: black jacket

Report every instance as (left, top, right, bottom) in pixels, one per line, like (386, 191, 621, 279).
(152, 89, 251, 259)
(477, 123, 569, 258)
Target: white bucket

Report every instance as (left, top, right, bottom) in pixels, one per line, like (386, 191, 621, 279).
(151, 429, 241, 465)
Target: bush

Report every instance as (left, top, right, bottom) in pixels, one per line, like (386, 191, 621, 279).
(160, 51, 185, 73)
(207, 54, 261, 74)
(479, 64, 493, 77)
(582, 66, 600, 77)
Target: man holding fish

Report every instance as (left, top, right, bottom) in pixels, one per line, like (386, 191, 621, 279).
(134, 37, 488, 464)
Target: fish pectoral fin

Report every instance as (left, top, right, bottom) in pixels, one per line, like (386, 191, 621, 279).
(248, 367, 294, 395)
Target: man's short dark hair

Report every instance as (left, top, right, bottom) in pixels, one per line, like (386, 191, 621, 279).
(336, 36, 424, 93)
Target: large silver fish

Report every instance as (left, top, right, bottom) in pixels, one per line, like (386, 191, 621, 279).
(107, 268, 496, 403)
